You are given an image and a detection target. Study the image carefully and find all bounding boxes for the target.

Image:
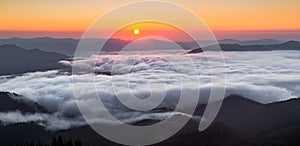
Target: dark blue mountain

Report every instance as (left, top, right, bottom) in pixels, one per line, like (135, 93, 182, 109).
(188, 40, 300, 53)
(0, 44, 68, 75)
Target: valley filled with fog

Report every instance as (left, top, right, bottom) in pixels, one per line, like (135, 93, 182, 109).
(0, 50, 299, 131)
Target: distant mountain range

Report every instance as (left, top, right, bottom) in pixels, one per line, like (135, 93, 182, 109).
(218, 39, 284, 46)
(0, 38, 299, 76)
(0, 37, 91, 56)
(0, 37, 294, 56)
(0, 37, 196, 56)
(0, 92, 299, 145)
(188, 40, 300, 53)
(0, 44, 68, 75)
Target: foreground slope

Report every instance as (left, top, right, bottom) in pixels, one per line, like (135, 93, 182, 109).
(0, 94, 299, 145)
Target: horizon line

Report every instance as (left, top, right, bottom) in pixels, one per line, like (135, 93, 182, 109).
(1, 36, 300, 42)
(1, 29, 300, 41)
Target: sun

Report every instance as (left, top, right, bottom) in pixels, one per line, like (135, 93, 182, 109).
(133, 28, 140, 35)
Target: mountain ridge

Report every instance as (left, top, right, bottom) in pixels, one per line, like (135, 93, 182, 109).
(0, 92, 47, 114)
(0, 37, 295, 56)
(0, 44, 68, 75)
(188, 40, 300, 53)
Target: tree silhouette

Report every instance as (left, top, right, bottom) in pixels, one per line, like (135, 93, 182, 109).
(15, 136, 82, 146)
(74, 139, 82, 146)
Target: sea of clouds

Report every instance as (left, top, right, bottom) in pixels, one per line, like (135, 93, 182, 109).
(0, 50, 299, 130)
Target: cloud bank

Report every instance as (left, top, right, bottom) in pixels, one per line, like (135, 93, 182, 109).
(0, 50, 299, 130)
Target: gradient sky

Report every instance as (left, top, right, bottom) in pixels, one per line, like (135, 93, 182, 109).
(1, 0, 300, 40)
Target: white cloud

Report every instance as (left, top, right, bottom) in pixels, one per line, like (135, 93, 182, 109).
(0, 50, 299, 130)
(0, 111, 86, 131)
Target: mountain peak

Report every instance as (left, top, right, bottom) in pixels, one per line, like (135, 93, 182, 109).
(0, 92, 47, 113)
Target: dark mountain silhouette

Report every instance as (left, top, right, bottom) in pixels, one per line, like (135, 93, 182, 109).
(0, 37, 111, 56)
(0, 94, 300, 145)
(0, 37, 289, 56)
(0, 44, 68, 75)
(215, 95, 300, 145)
(187, 47, 204, 54)
(0, 37, 199, 56)
(0, 92, 47, 113)
(188, 40, 300, 53)
(0, 37, 79, 56)
(219, 39, 283, 45)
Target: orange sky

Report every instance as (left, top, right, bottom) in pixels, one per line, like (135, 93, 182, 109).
(0, 0, 300, 40)
(111, 22, 196, 41)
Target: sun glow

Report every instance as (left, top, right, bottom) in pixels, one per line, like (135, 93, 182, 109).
(133, 28, 140, 35)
